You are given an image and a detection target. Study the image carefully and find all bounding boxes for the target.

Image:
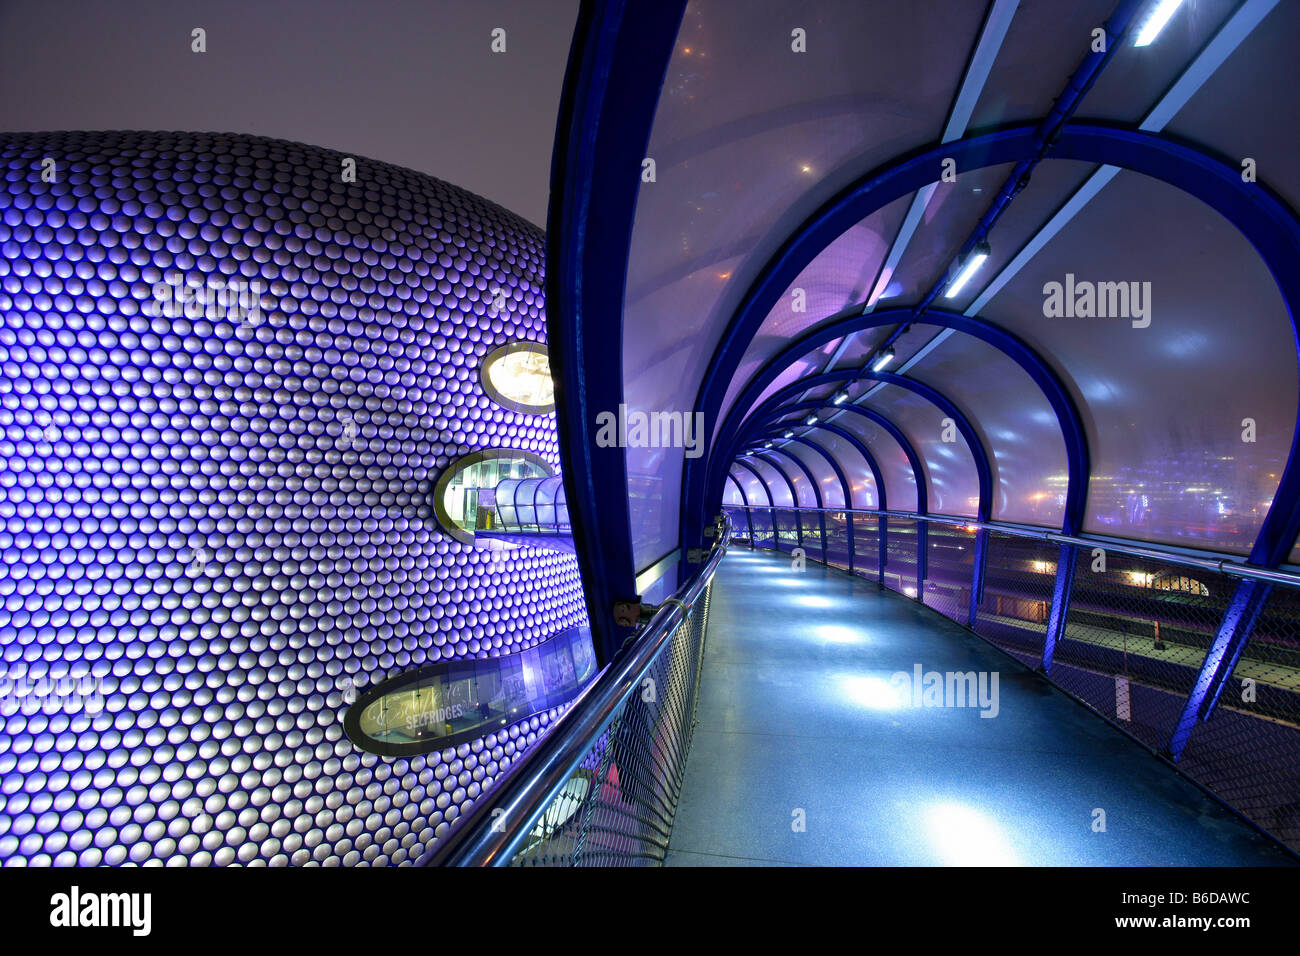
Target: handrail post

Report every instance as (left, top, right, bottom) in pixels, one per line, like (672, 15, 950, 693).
(845, 511, 854, 574)
(1041, 543, 1076, 672)
(1167, 579, 1272, 761)
(917, 520, 928, 602)
(967, 528, 989, 626)
(878, 514, 888, 585)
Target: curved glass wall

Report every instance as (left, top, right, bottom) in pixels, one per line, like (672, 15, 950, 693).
(494, 476, 570, 532)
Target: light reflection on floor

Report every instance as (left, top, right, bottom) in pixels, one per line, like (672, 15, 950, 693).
(664, 548, 1296, 867)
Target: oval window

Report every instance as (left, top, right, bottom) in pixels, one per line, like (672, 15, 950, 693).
(434, 449, 552, 545)
(344, 626, 598, 756)
(481, 341, 555, 414)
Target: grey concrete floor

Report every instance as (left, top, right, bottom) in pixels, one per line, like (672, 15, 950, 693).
(664, 549, 1295, 866)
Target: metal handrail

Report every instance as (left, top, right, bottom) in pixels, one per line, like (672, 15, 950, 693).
(735, 505, 1300, 588)
(419, 516, 731, 866)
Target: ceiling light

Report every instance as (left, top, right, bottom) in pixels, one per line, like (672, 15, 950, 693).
(783, 430, 794, 439)
(804, 414, 818, 426)
(944, 241, 991, 299)
(871, 346, 896, 372)
(832, 390, 849, 405)
(1133, 0, 1184, 47)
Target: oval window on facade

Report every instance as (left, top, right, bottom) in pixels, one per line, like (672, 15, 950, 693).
(481, 341, 555, 414)
(434, 449, 552, 544)
(343, 626, 598, 756)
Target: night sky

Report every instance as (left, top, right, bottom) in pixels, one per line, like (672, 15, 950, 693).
(0, 0, 580, 228)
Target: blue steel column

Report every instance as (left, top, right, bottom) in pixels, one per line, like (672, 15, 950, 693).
(546, 0, 688, 663)
(755, 452, 803, 552)
(733, 458, 776, 550)
(726, 473, 757, 546)
(1040, 544, 1077, 670)
(757, 401, 930, 581)
(1168, 579, 1273, 760)
(967, 529, 989, 627)
(763, 447, 827, 561)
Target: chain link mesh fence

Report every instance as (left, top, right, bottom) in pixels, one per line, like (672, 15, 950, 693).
(972, 532, 1057, 669)
(883, 517, 919, 599)
(748, 508, 774, 548)
(824, 510, 851, 570)
(850, 513, 881, 580)
(922, 522, 976, 624)
(504, 581, 713, 866)
(801, 509, 828, 565)
(1051, 547, 1232, 753)
(1178, 581, 1300, 850)
(723, 506, 752, 545)
(774, 508, 800, 554)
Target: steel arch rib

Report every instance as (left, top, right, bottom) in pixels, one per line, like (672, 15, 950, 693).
(683, 123, 1300, 572)
(751, 400, 928, 515)
(728, 369, 993, 523)
(752, 453, 801, 509)
(712, 307, 1086, 533)
(725, 473, 749, 508)
(725, 472, 758, 544)
(756, 449, 824, 510)
(763, 432, 863, 574)
(731, 458, 777, 508)
(763, 435, 855, 512)
(548, 0, 687, 661)
(754, 422, 887, 513)
(756, 450, 815, 550)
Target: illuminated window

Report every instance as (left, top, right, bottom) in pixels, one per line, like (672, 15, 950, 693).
(434, 449, 552, 544)
(481, 341, 555, 414)
(344, 627, 598, 756)
(1151, 572, 1211, 597)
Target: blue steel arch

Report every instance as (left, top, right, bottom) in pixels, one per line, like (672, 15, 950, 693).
(754, 400, 929, 516)
(766, 433, 863, 575)
(805, 419, 907, 581)
(724, 472, 758, 544)
(548, 0, 688, 658)
(728, 369, 993, 524)
(725, 473, 750, 507)
(753, 451, 806, 549)
(684, 123, 1300, 574)
(757, 449, 824, 510)
(758, 423, 888, 513)
(731, 458, 777, 508)
(751, 403, 931, 590)
(751, 452, 801, 509)
(755, 450, 819, 551)
(712, 307, 1088, 534)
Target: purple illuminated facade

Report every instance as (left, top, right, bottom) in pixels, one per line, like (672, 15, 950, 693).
(0, 130, 586, 865)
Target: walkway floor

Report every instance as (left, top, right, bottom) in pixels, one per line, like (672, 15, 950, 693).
(664, 549, 1295, 866)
